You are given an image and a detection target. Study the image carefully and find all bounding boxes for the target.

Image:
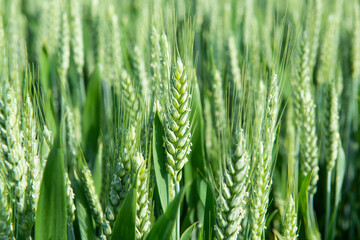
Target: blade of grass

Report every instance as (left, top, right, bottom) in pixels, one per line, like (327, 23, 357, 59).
(35, 134, 67, 240)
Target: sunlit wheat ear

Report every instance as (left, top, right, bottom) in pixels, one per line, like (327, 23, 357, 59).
(283, 195, 298, 240)
(20, 95, 40, 238)
(70, 0, 84, 76)
(300, 90, 319, 195)
(43, 0, 61, 55)
(150, 27, 161, 101)
(214, 129, 250, 240)
(293, 32, 311, 126)
(65, 172, 76, 228)
(133, 45, 149, 104)
(251, 73, 280, 240)
(250, 141, 267, 240)
(121, 70, 139, 123)
(0, 174, 14, 240)
(106, 125, 136, 225)
(212, 68, 226, 135)
(160, 33, 171, 101)
(228, 35, 241, 91)
(324, 83, 339, 172)
(165, 57, 192, 199)
(1, 85, 27, 215)
(317, 14, 340, 85)
(133, 152, 151, 240)
(102, 7, 122, 85)
(57, 11, 70, 86)
(7, 1, 25, 88)
(308, 0, 322, 72)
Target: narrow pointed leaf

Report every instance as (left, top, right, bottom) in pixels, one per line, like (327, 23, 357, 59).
(35, 134, 67, 240)
(146, 187, 187, 240)
(153, 110, 169, 212)
(111, 187, 137, 240)
(180, 222, 197, 240)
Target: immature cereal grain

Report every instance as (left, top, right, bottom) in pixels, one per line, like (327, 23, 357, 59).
(20, 96, 40, 238)
(300, 90, 319, 195)
(65, 172, 76, 228)
(250, 73, 280, 240)
(0, 174, 14, 240)
(121, 71, 139, 123)
(58, 11, 70, 86)
(214, 129, 250, 240)
(133, 152, 151, 240)
(324, 83, 339, 172)
(106, 126, 136, 225)
(78, 162, 111, 237)
(165, 57, 192, 199)
(1, 84, 27, 214)
(212, 68, 226, 135)
(283, 195, 298, 240)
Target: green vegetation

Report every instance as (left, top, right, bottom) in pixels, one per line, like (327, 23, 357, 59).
(0, 0, 359, 239)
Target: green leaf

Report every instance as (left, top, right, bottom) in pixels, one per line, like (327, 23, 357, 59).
(35, 134, 67, 240)
(82, 66, 101, 164)
(335, 142, 346, 208)
(329, 142, 346, 240)
(188, 79, 205, 175)
(146, 187, 187, 240)
(39, 46, 50, 95)
(203, 183, 215, 240)
(299, 171, 320, 240)
(153, 110, 170, 212)
(180, 222, 197, 240)
(72, 176, 95, 240)
(92, 142, 103, 196)
(111, 187, 137, 240)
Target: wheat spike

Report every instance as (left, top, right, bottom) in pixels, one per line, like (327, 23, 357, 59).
(165, 57, 192, 199)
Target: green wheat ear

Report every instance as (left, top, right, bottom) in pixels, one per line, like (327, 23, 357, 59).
(106, 125, 136, 225)
(133, 152, 151, 240)
(0, 173, 14, 239)
(165, 57, 192, 199)
(65, 172, 76, 228)
(214, 129, 250, 240)
(300, 89, 319, 195)
(78, 160, 111, 238)
(283, 194, 298, 240)
(19, 95, 40, 238)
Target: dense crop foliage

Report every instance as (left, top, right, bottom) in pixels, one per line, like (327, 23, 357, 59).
(0, 0, 359, 239)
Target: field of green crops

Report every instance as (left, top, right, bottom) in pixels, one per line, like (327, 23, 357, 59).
(0, 0, 359, 239)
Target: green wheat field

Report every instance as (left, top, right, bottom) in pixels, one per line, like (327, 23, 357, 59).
(0, 0, 359, 239)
